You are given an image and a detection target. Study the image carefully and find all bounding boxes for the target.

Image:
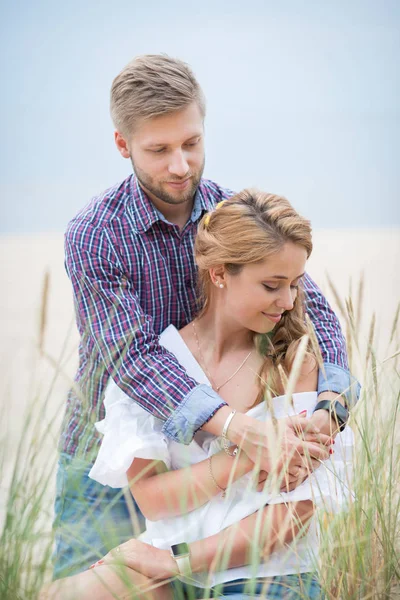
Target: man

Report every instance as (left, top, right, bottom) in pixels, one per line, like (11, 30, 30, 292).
(53, 54, 359, 578)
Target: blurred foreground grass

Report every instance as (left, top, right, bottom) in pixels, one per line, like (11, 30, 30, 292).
(0, 273, 399, 600)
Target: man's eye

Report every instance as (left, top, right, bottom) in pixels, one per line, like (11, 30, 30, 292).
(150, 148, 166, 154)
(263, 284, 278, 292)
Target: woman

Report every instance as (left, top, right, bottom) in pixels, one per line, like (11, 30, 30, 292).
(43, 190, 353, 599)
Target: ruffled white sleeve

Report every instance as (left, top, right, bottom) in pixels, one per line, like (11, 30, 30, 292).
(88, 379, 171, 488)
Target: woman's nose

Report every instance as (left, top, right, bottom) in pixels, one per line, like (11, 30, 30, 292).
(276, 287, 295, 311)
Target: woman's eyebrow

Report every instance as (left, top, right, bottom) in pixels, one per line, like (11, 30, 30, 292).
(266, 272, 305, 280)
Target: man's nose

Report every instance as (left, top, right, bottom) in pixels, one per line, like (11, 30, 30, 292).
(168, 150, 189, 178)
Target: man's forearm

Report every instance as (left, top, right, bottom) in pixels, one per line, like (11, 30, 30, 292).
(189, 500, 314, 573)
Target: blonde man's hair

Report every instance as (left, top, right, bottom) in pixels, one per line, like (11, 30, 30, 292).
(195, 189, 315, 402)
(110, 54, 206, 136)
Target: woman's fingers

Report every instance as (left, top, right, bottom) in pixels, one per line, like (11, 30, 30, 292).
(257, 454, 322, 492)
(280, 474, 309, 492)
(98, 539, 138, 568)
(302, 430, 332, 446)
(257, 470, 268, 484)
(302, 440, 330, 461)
(297, 433, 331, 459)
(288, 415, 321, 437)
(286, 439, 330, 475)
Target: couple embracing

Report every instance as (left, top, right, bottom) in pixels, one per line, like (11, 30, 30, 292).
(45, 55, 358, 599)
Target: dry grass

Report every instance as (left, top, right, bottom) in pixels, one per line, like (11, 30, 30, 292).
(0, 270, 399, 599)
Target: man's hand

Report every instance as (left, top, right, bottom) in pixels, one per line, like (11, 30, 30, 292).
(313, 391, 345, 437)
(228, 413, 331, 481)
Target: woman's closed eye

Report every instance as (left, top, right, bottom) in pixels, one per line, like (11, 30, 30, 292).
(262, 284, 278, 292)
(263, 283, 299, 292)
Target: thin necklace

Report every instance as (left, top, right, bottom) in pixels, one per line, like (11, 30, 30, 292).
(191, 320, 253, 392)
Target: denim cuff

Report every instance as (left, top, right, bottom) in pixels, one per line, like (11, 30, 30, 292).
(162, 384, 228, 444)
(318, 363, 361, 407)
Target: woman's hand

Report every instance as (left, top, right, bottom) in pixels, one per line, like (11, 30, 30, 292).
(95, 539, 177, 581)
(229, 412, 331, 481)
(256, 456, 322, 493)
(287, 412, 332, 446)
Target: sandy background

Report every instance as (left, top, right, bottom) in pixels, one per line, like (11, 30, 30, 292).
(0, 229, 399, 528)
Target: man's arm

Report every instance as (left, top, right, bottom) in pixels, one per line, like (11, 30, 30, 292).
(301, 273, 361, 436)
(302, 273, 361, 406)
(65, 219, 227, 444)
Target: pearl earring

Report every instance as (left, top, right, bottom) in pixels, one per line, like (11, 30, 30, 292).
(219, 283, 224, 289)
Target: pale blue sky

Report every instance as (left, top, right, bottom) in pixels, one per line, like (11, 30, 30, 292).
(1, 0, 399, 233)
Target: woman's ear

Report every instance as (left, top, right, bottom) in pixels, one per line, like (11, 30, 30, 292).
(209, 265, 226, 288)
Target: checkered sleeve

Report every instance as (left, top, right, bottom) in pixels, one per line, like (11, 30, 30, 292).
(65, 220, 201, 422)
(303, 273, 349, 370)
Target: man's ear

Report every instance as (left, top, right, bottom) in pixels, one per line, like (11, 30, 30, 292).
(114, 131, 131, 159)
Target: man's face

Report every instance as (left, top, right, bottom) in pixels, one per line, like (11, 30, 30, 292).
(116, 102, 205, 208)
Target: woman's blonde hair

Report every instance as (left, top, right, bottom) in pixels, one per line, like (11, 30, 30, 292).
(194, 189, 314, 402)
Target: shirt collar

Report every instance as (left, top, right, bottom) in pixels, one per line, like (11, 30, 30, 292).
(129, 175, 214, 233)
(129, 176, 162, 233)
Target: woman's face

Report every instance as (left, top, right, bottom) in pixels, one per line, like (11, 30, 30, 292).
(221, 241, 308, 334)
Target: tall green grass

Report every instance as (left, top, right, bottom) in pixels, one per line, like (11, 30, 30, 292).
(0, 275, 399, 599)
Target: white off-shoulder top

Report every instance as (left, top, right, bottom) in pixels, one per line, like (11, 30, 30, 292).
(89, 325, 354, 588)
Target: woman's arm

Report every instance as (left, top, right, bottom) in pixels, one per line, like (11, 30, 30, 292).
(127, 449, 254, 521)
(190, 499, 314, 573)
(97, 498, 314, 578)
(40, 499, 315, 600)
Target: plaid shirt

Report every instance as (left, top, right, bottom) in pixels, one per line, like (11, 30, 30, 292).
(61, 175, 351, 457)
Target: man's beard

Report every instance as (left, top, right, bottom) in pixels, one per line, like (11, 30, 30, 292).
(131, 158, 205, 206)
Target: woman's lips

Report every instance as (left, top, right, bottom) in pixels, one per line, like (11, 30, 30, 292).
(262, 312, 283, 324)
